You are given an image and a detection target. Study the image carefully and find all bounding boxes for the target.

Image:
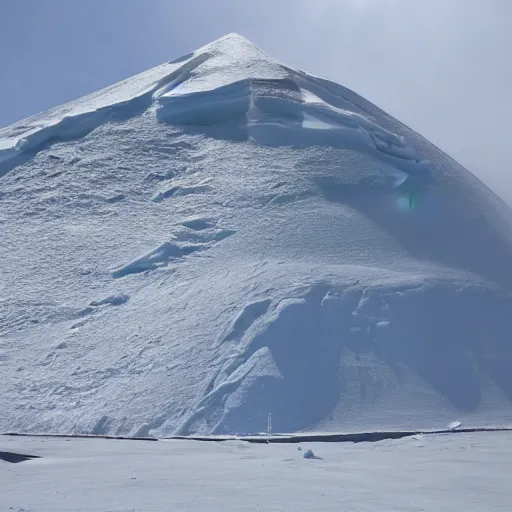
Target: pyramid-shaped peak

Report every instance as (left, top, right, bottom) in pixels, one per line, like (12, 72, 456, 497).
(194, 32, 273, 62)
(153, 32, 289, 97)
(3, 21, 512, 444)
(202, 33, 261, 51)
(213, 32, 256, 45)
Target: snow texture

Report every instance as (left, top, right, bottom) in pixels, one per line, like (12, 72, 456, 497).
(2, 34, 512, 437)
(2, 432, 511, 511)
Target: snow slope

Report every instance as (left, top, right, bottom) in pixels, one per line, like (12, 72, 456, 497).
(2, 432, 511, 511)
(2, 33, 512, 436)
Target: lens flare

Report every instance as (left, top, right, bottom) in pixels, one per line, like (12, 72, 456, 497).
(396, 192, 418, 211)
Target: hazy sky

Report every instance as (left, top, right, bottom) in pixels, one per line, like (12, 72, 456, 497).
(1, 0, 511, 198)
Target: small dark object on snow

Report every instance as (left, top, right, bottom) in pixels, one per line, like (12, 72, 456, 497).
(303, 448, 322, 460)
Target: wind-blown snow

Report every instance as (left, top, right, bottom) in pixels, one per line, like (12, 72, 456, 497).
(2, 33, 512, 437)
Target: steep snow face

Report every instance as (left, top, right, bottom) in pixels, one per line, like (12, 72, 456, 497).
(2, 34, 512, 436)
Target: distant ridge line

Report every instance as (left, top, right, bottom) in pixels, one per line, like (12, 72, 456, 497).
(3, 426, 512, 444)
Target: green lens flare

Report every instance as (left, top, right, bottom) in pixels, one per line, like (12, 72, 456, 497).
(396, 192, 419, 211)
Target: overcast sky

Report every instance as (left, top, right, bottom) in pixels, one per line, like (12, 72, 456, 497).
(1, 0, 510, 198)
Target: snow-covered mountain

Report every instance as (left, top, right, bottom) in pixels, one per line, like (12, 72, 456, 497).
(2, 34, 512, 436)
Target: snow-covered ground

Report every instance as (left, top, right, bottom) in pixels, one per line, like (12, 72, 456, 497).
(2, 432, 511, 511)
(2, 34, 512, 437)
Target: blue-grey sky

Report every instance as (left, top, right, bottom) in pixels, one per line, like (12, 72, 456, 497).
(1, 0, 511, 197)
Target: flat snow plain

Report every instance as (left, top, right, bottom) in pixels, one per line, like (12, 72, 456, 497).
(2, 432, 510, 511)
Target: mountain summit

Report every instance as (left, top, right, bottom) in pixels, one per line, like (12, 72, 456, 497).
(2, 34, 512, 436)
